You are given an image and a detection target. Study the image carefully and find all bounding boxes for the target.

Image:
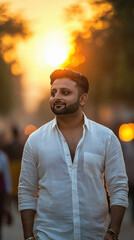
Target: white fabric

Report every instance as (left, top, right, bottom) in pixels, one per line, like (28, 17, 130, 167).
(18, 115, 128, 240)
(0, 150, 12, 193)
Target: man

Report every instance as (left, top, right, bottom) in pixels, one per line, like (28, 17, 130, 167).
(18, 69, 128, 240)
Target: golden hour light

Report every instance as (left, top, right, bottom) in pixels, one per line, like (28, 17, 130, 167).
(1, 34, 25, 64)
(93, 2, 113, 30)
(11, 62, 22, 75)
(119, 123, 134, 142)
(36, 31, 71, 67)
(44, 42, 68, 66)
(1, 34, 12, 46)
(2, 50, 15, 63)
(24, 124, 37, 136)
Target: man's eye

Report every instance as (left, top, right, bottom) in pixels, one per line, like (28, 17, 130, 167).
(62, 90, 70, 95)
(51, 92, 56, 97)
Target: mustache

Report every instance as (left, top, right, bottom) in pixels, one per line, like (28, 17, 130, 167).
(53, 100, 66, 106)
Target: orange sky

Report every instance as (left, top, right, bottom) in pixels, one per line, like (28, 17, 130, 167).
(3, 0, 93, 112)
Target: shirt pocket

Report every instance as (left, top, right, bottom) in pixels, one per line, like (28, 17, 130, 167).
(84, 152, 104, 179)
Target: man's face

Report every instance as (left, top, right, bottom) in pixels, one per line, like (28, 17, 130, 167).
(50, 78, 81, 115)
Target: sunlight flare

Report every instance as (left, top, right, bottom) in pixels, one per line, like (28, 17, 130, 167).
(44, 42, 68, 66)
(36, 31, 70, 67)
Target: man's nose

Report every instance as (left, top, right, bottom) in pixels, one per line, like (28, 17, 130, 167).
(54, 91, 62, 99)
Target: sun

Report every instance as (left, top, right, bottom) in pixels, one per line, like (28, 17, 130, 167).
(36, 31, 70, 67)
(44, 41, 68, 66)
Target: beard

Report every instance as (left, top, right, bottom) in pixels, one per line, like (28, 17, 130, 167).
(51, 97, 80, 115)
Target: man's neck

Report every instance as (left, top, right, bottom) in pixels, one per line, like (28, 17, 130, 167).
(56, 110, 84, 130)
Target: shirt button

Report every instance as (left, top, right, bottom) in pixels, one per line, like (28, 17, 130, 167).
(67, 154, 69, 156)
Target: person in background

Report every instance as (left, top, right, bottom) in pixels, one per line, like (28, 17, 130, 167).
(5, 126, 24, 161)
(112, 121, 134, 223)
(18, 69, 128, 240)
(0, 132, 12, 240)
(5, 126, 24, 204)
(121, 139, 134, 222)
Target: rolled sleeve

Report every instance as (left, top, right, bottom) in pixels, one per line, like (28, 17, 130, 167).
(18, 137, 39, 211)
(105, 132, 128, 208)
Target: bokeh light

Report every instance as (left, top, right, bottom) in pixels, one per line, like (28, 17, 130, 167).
(24, 124, 37, 136)
(11, 62, 22, 75)
(119, 123, 134, 142)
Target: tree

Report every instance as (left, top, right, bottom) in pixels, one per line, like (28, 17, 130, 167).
(64, 0, 134, 106)
(0, 3, 31, 115)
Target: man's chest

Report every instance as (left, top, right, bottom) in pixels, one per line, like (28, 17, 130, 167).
(61, 129, 83, 162)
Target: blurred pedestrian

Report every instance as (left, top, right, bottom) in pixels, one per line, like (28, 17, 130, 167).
(0, 146, 12, 240)
(121, 139, 134, 222)
(5, 125, 24, 161)
(19, 69, 128, 240)
(5, 125, 24, 204)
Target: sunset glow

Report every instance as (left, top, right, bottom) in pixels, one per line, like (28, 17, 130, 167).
(36, 32, 70, 67)
(2, 0, 95, 112)
(44, 42, 68, 66)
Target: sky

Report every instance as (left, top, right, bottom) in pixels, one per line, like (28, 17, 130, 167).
(2, 0, 93, 112)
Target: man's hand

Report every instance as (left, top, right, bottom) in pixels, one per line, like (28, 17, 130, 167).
(103, 232, 114, 240)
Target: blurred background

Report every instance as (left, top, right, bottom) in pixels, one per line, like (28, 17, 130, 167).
(0, 0, 134, 239)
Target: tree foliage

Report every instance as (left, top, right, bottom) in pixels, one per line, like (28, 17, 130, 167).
(64, 0, 134, 105)
(0, 3, 31, 115)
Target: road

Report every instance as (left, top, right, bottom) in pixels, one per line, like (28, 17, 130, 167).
(2, 202, 134, 240)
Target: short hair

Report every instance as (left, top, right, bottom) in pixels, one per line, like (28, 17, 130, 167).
(50, 69, 89, 94)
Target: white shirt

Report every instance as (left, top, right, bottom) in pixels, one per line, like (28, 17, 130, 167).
(18, 115, 128, 240)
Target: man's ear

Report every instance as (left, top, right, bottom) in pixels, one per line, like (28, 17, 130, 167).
(80, 93, 88, 107)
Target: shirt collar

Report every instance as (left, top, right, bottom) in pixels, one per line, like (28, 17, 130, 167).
(83, 113, 89, 131)
(51, 113, 89, 131)
(52, 117, 57, 129)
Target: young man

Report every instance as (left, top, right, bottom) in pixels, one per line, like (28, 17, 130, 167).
(18, 69, 128, 240)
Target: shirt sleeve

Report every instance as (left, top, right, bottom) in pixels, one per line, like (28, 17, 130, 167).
(18, 137, 39, 211)
(105, 132, 129, 208)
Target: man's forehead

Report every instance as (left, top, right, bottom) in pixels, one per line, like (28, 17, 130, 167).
(51, 77, 77, 88)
